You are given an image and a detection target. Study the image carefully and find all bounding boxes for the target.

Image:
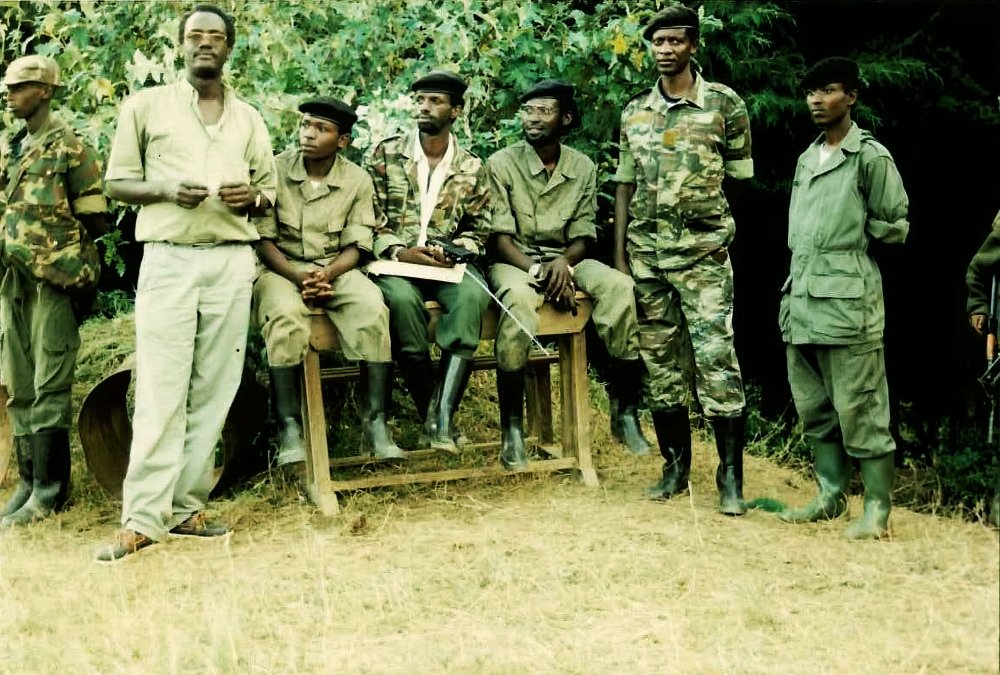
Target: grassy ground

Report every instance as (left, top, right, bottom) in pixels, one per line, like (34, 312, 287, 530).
(0, 315, 997, 674)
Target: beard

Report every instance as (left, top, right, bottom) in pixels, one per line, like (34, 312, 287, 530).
(191, 63, 222, 79)
(417, 118, 445, 134)
(524, 128, 557, 147)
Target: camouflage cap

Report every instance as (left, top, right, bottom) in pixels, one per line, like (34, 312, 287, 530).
(3, 55, 61, 86)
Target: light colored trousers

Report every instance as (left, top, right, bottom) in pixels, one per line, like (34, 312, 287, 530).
(488, 259, 641, 372)
(121, 242, 254, 541)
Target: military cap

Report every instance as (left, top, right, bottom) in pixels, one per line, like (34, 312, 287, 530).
(802, 57, 860, 92)
(642, 6, 700, 42)
(299, 97, 358, 132)
(411, 70, 467, 105)
(2, 55, 61, 87)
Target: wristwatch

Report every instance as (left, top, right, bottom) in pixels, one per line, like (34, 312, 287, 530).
(528, 263, 542, 279)
(254, 190, 262, 209)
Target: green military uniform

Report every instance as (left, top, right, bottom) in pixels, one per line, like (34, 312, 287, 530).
(0, 112, 105, 434)
(781, 122, 908, 459)
(364, 131, 491, 360)
(487, 140, 639, 371)
(253, 148, 390, 367)
(615, 74, 753, 417)
(778, 121, 908, 537)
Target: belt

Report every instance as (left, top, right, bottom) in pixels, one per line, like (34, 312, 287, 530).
(154, 240, 250, 250)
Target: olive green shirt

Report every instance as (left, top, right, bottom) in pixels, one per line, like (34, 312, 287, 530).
(966, 211, 1000, 317)
(487, 140, 597, 263)
(105, 79, 276, 244)
(781, 123, 909, 345)
(254, 148, 375, 267)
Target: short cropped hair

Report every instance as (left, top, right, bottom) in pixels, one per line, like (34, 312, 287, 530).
(802, 57, 860, 93)
(178, 4, 236, 48)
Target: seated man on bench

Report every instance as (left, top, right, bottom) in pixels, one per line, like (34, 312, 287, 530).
(485, 80, 649, 470)
(253, 98, 402, 486)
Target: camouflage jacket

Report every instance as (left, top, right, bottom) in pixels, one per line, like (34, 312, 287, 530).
(967, 211, 1000, 318)
(0, 113, 106, 290)
(614, 75, 753, 272)
(363, 131, 490, 260)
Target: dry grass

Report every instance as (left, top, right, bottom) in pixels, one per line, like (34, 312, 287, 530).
(0, 315, 997, 674)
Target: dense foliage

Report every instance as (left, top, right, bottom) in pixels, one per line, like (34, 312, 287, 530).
(2, 1, 998, 511)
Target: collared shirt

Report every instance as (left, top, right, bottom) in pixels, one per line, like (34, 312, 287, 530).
(105, 78, 276, 244)
(413, 130, 456, 242)
(614, 75, 753, 271)
(363, 131, 491, 259)
(254, 148, 375, 267)
(0, 113, 106, 287)
(487, 140, 597, 263)
(781, 122, 909, 345)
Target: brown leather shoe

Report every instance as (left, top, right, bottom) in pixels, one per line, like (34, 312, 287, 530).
(169, 513, 229, 538)
(94, 529, 155, 564)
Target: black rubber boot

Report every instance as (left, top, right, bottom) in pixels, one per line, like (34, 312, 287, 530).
(644, 408, 691, 499)
(1, 429, 71, 527)
(399, 354, 437, 448)
(778, 439, 851, 523)
(497, 369, 529, 471)
(712, 415, 748, 516)
(362, 361, 404, 459)
(268, 366, 307, 480)
(2, 437, 32, 518)
(608, 358, 652, 456)
(429, 351, 473, 453)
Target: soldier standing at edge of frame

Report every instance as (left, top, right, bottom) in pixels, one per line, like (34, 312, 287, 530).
(614, 7, 754, 515)
(0, 55, 107, 527)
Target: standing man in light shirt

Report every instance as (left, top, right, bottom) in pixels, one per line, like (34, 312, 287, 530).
(95, 4, 276, 563)
(364, 71, 491, 454)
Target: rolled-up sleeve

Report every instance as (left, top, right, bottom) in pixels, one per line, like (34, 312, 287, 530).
(105, 96, 146, 182)
(486, 161, 517, 236)
(247, 114, 277, 205)
(566, 163, 598, 242)
(341, 176, 376, 254)
(863, 155, 909, 244)
(68, 144, 107, 215)
(613, 116, 637, 184)
(723, 96, 753, 180)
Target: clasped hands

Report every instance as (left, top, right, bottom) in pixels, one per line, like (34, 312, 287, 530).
(297, 268, 336, 303)
(532, 256, 576, 312)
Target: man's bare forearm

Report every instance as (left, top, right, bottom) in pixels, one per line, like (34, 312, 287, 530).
(253, 239, 300, 286)
(323, 245, 361, 281)
(563, 238, 587, 267)
(490, 234, 536, 272)
(106, 179, 175, 206)
(614, 182, 635, 272)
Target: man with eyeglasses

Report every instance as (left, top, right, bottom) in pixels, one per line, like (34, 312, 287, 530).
(363, 71, 491, 454)
(614, 6, 754, 514)
(252, 98, 401, 488)
(485, 80, 648, 470)
(97, 4, 276, 562)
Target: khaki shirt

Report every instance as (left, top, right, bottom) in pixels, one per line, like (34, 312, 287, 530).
(615, 75, 753, 271)
(364, 131, 490, 259)
(254, 148, 375, 266)
(487, 140, 597, 263)
(781, 123, 909, 345)
(105, 79, 276, 244)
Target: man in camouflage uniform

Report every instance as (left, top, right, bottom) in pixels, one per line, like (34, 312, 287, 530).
(364, 71, 491, 454)
(253, 98, 401, 479)
(614, 7, 754, 515)
(961, 210, 1000, 528)
(777, 58, 908, 539)
(0, 55, 106, 526)
(487, 79, 649, 470)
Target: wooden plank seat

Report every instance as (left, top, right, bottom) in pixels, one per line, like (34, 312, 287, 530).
(301, 291, 599, 514)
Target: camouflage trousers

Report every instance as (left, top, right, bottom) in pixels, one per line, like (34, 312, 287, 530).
(633, 253, 745, 417)
(786, 341, 895, 460)
(253, 264, 391, 366)
(0, 267, 79, 436)
(489, 260, 640, 372)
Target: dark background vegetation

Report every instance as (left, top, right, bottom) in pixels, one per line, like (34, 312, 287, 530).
(1, 0, 997, 511)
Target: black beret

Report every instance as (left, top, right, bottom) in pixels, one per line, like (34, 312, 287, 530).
(520, 79, 575, 106)
(299, 97, 357, 132)
(411, 70, 467, 102)
(802, 57, 860, 92)
(642, 7, 700, 41)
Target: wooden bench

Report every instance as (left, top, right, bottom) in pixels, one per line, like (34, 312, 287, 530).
(301, 293, 599, 514)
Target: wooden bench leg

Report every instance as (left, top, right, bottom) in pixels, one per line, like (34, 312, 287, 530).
(525, 362, 556, 455)
(558, 332, 598, 487)
(301, 348, 339, 515)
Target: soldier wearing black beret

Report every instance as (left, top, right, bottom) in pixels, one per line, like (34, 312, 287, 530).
(253, 96, 403, 479)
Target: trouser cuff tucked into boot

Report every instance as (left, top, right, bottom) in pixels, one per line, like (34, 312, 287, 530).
(2, 436, 33, 518)
(430, 351, 472, 454)
(1, 429, 71, 527)
(497, 368, 528, 471)
(843, 453, 894, 540)
(608, 357, 651, 456)
(363, 361, 404, 459)
(269, 365, 307, 467)
(713, 414, 748, 516)
(645, 408, 691, 499)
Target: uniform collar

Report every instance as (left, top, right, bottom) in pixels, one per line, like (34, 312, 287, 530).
(519, 140, 576, 180)
(643, 72, 705, 112)
(287, 150, 344, 188)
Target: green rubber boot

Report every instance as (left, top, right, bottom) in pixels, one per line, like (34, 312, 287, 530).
(779, 440, 850, 523)
(843, 453, 894, 540)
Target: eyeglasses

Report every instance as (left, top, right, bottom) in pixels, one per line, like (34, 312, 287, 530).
(519, 104, 558, 117)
